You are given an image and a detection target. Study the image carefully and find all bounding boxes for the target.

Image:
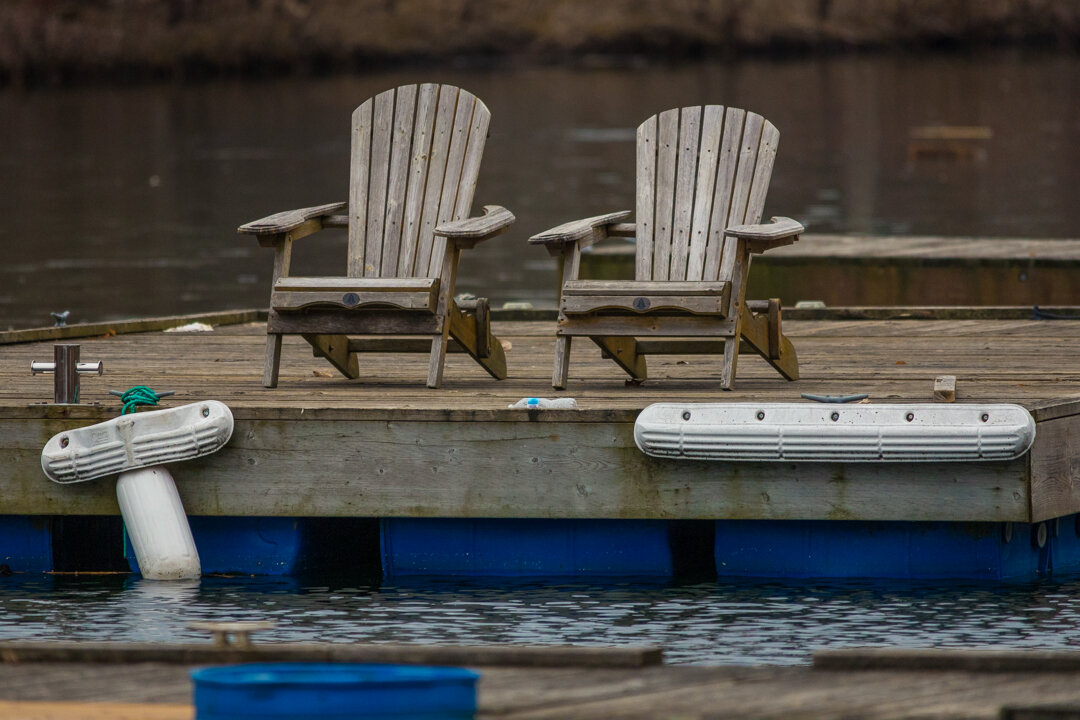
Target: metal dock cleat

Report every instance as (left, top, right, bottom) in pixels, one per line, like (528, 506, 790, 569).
(31, 343, 103, 404)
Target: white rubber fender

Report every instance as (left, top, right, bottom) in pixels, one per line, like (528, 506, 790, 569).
(117, 466, 200, 580)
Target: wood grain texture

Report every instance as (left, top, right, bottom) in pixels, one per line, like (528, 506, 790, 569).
(529, 211, 632, 247)
(2, 318, 1079, 522)
(236, 202, 346, 236)
(435, 204, 515, 242)
(8, 651, 1080, 720)
(544, 105, 797, 390)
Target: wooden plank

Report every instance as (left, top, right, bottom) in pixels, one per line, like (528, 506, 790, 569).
(718, 111, 764, 285)
(414, 85, 458, 279)
(237, 201, 346, 236)
(1029, 412, 1080, 522)
(0, 700, 192, 719)
(266, 309, 441, 335)
(301, 333, 359, 379)
(0, 417, 1030, 520)
(379, 83, 417, 277)
(562, 280, 728, 296)
(561, 294, 727, 315)
(0, 310, 262, 346)
(686, 105, 724, 282)
(814, 649, 1080, 673)
(743, 120, 780, 226)
(398, 82, 439, 277)
(272, 290, 436, 311)
(453, 93, 490, 220)
(427, 90, 475, 277)
(635, 115, 657, 281)
(703, 106, 745, 281)
(274, 278, 437, 292)
(669, 106, 701, 281)
(557, 314, 736, 337)
(347, 96, 373, 277)
(529, 211, 632, 247)
(363, 87, 395, 277)
(650, 109, 679, 281)
(0, 641, 661, 669)
(934, 375, 957, 402)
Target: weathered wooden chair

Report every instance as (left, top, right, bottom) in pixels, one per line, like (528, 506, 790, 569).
(530, 105, 803, 390)
(238, 84, 513, 389)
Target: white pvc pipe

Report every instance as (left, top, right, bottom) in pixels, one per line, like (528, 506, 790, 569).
(117, 466, 201, 580)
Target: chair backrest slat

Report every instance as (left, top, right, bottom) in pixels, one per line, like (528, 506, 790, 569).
(668, 107, 702, 281)
(685, 105, 725, 281)
(380, 84, 418, 277)
(702, 107, 745, 281)
(346, 84, 489, 280)
(426, 91, 478, 276)
(635, 105, 778, 284)
(347, 99, 373, 277)
(634, 115, 657, 281)
(650, 109, 679, 281)
(397, 83, 440, 277)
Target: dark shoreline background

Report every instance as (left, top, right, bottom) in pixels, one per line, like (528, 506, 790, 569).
(2, 0, 1079, 87)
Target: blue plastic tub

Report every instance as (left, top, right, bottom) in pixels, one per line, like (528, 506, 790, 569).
(191, 663, 478, 719)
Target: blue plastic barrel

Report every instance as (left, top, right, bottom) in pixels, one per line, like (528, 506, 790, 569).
(191, 663, 479, 719)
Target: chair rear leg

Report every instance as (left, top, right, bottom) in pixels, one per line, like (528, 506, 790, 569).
(447, 299, 507, 381)
(302, 334, 359, 379)
(591, 336, 647, 383)
(552, 336, 572, 389)
(737, 301, 800, 381)
(263, 334, 283, 388)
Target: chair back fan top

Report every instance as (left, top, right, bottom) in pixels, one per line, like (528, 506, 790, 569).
(634, 105, 779, 283)
(347, 84, 490, 280)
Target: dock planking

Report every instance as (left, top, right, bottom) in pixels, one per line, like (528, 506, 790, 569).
(4, 645, 1080, 718)
(581, 234, 1080, 306)
(0, 310, 1079, 523)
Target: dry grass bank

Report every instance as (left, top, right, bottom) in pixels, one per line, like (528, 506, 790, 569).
(1, 0, 1077, 85)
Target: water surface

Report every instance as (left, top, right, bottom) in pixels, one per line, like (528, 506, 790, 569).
(3, 575, 1079, 665)
(2, 51, 1080, 328)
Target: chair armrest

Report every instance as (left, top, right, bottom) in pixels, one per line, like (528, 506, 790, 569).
(724, 216, 804, 252)
(528, 211, 633, 252)
(434, 205, 515, 248)
(238, 202, 347, 237)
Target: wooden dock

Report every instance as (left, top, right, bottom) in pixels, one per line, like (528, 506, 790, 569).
(3, 642, 1080, 719)
(1, 308, 1079, 525)
(581, 234, 1080, 306)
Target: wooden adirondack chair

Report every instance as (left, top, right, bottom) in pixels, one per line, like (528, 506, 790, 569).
(530, 105, 802, 390)
(238, 84, 513, 389)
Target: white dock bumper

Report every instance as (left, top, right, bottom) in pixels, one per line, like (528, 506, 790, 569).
(634, 403, 1035, 462)
(40, 401, 235, 580)
(41, 401, 234, 484)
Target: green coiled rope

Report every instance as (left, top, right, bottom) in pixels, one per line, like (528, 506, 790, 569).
(117, 386, 164, 415)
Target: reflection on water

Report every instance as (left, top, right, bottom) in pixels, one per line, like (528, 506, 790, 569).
(2, 574, 1079, 665)
(1, 51, 1080, 328)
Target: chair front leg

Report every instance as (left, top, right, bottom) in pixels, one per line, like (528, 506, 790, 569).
(720, 239, 750, 390)
(428, 244, 461, 389)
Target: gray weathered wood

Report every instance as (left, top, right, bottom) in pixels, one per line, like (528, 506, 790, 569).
(669, 106, 701, 281)
(635, 115, 657, 280)
(686, 105, 725, 281)
(242, 84, 510, 387)
(237, 202, 346, 236)
(0, 641, 661, 669)
(651, 108, 679, 281)
(538, 104, 799, 390)
(934, 375, 957, 402)
(529, 211, 632, 248)
(435, 205, 515, 244)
